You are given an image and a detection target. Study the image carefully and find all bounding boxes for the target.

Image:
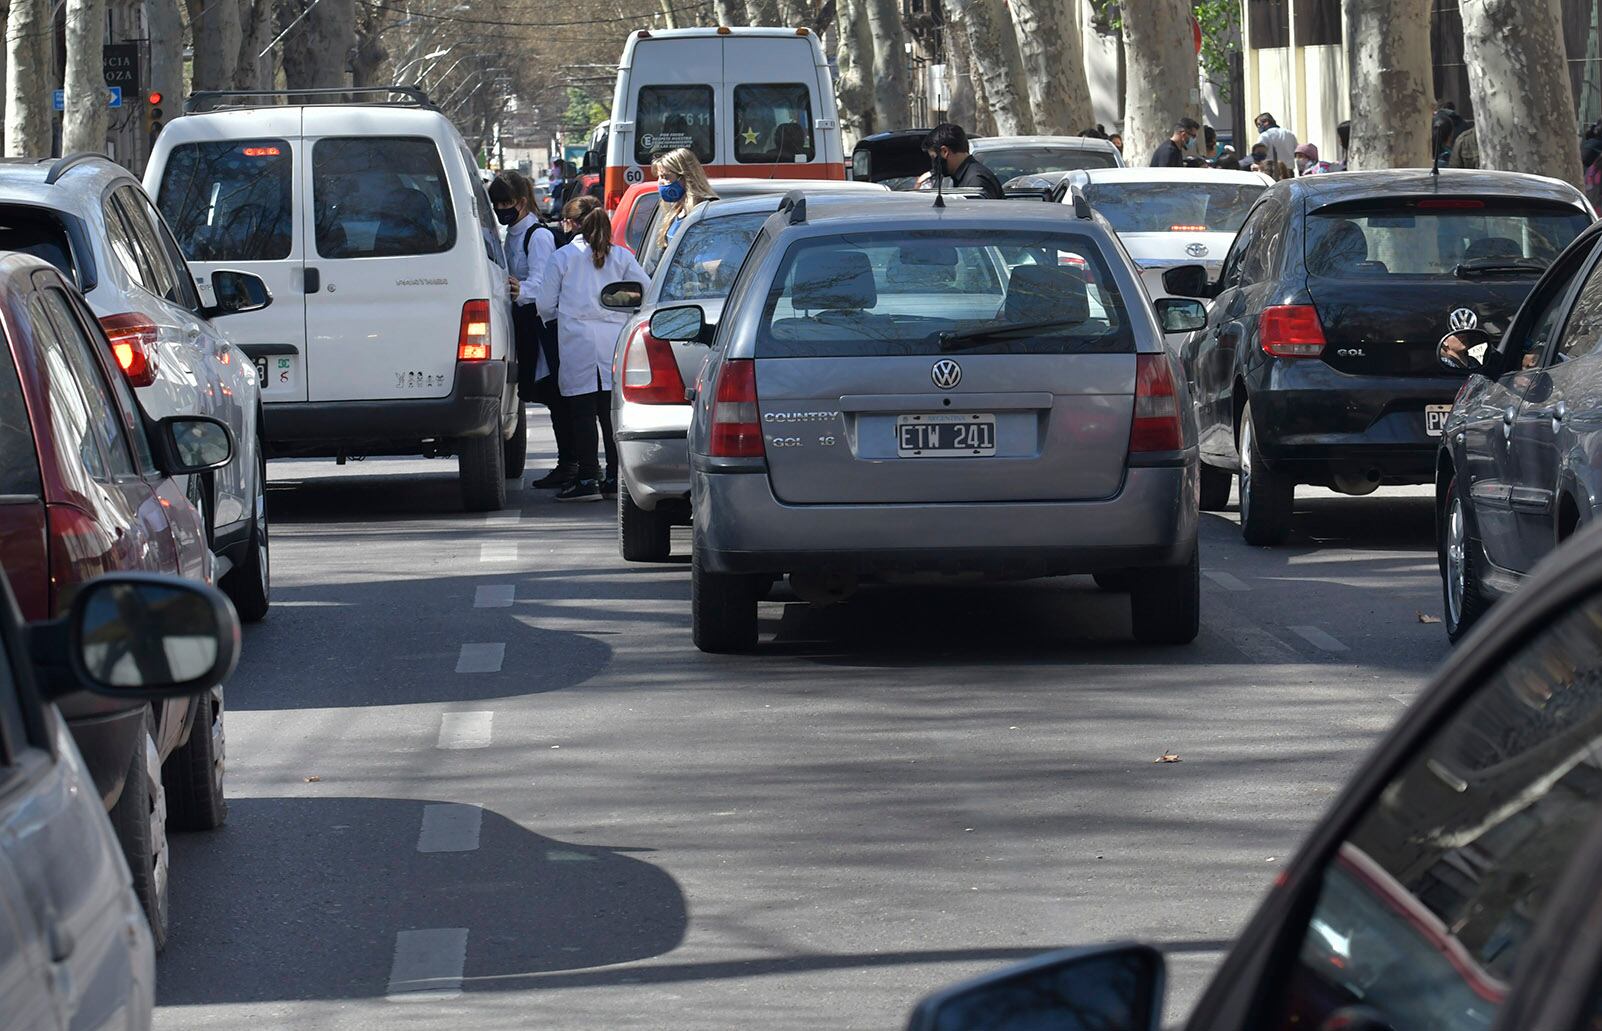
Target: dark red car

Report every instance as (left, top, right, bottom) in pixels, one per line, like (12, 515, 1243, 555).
(0, 253, 234, 949)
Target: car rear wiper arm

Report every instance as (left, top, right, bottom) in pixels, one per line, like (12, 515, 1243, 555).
(1453, 257, 1548, 278)
(938, 317, 1086, 352)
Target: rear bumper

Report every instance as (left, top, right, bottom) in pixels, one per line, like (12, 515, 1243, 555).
(692, 462, 1198, 577)
(60, 702, 147, 809)
(262, 360, 506, 456)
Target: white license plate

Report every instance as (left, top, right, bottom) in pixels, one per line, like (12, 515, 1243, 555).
(897, 413, 997, 457)
(1426, 405, 1453, 437)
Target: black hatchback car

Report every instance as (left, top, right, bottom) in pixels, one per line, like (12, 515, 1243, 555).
(1165, 170, 1592, 545)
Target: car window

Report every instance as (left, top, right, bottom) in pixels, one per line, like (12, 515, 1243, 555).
(756, 230, 1135, 358)
(137, 195, 203, 311)
(1220, 206, 1264, 290)
(48, 287, 156, 473)
(157, 139, 294, 262)
(659, 212, 771, 303)
(975, 145, 1120, 180)
(733, 84, 815, 164)
(101, 195, 150, 291)
(113, 187, 179, 303)
(31, 291, 136, 481)
(1549, 252, 1602, 365)
(627, 192, 661, 253)
(1305, 201, 1589, 279)
(0, 206, 76, 281)
(460, 144, 506, 270)
(1084, 182, 1266, 235)
(1275, 589, 1602, 1030)
(634, 85, 715, 165)
(0, 613, 30, 765)
(313, 137, 455, 259)
(0, 327, 41, 497)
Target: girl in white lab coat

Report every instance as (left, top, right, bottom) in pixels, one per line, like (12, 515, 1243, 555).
(535, 196, 649, 502)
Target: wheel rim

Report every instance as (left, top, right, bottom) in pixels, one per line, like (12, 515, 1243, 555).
(145, 731, 169, 909)
(1446, 496, 1467, 628)
(1239, 418, 1254, 526)
(210, 686, 226, 794)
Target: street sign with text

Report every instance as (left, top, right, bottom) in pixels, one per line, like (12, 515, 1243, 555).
(103, 44, 139, 90)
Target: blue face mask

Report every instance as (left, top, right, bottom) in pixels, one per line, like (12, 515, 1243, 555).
(659, 180, 687, 203)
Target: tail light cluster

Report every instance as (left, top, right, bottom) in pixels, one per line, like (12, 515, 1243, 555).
(457, 299, 490, 361)
(1259, 305, 1326, 359)
(619, 324, 687, 404)
(98, 313, 160, 387)
(707, 359, 764, 458)
(1129, 354, 1183, 454)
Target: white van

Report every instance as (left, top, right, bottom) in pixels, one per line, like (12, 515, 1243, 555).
(144, 89, 522, 511)
(602, 27, 845, 210)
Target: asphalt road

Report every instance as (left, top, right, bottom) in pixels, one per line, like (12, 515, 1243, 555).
(154, 410, 1451, 1030)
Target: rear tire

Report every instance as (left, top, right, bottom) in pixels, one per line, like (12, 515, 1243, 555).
(163, 687, 227, 831)
(1238, 403, 1293, 546)
(110, 710, 169, 952)
(459, 431, 506, 512)
(692, 545, 759, 653)
(1199, 461, 1232, 511)
(619, 478, 671, 562)
(1130, 547, 1200, 645)
(1442, 476, 1493, 643)
(221, 449, 269, 623)
(503, 403, 528, 479)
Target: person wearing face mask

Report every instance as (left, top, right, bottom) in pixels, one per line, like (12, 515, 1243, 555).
(652, 148, 720, 248)
(1152, 118, 1200, 167)
(1294, 143, 1334, 176)
(491, 171, 574, 486)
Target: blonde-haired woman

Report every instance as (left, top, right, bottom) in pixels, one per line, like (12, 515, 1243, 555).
(534, 196, 649, 502)
(653, 147, 719, 249)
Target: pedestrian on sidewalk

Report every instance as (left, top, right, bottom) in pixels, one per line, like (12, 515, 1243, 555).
(490, 171, 575, 487)
(1254, 112, 1298, 167)
(653, 148, 720, 248)
(1295, 143, 1334, 175)
(535, 196, 650, 502)
(1151, 118, 1200, 168)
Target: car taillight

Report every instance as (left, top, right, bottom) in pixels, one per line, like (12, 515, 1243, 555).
(98, 313, 159, 387)
(708, 359, 764, 458)
(457, 299, 490, 361)
(1129, 353, 1183, 454)
(1259, 305, 1326, 358)
(620, 324, 688, 404)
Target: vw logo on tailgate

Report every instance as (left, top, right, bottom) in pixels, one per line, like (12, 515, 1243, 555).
(931, 359, 962, 389)
(1449, 307, 1479, 332)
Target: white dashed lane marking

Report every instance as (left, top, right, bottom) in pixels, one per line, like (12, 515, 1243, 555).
(473, 585, 515, 608)
(386, 928, 469, 1001)
(416, 803, 484, 853)
(1290, 626, 1349, 652)
(436, 711, 494, 749)
(454, 643, 506, 674)
(1223, 626, 1301, 664)
(483, 510, 521, 528)
(1204, 571, 1250, 592)
(479, 542, 517, 564)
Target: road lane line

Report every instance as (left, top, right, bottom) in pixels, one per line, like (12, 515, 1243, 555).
(483, 510, 521, 528)
(417, 803, 483, 853)
(1290, 626, 1349, 652)
(1204, 571, 1250, 591)
(479, 542, 517, 564)
(386, 928, 468, 1000)
(473, 585, 515, 608)
(437, 711, 493, 749)
(1223, 626, 1301, 664)
(454, 643, 505, 674)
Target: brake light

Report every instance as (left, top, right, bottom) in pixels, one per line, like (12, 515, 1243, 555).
(97, 313, 159, 387)
(1417, 198, 1484, 209)
(457, 299, 490, 360)
(620, 324, 688, 404)
(708, 359, 764, 458)
(1130, 354, 1183, 453)
(1168, 224, 1207, 232)
(1259, 305, 1326, 358)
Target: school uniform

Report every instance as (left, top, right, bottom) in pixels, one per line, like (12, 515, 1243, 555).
(505, 213, 573, 473)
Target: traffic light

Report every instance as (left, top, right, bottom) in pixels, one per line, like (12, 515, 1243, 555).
(145, 91, 163, 141)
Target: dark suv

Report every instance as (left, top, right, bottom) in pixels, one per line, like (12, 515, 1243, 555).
(1166, 169, 1591, 544)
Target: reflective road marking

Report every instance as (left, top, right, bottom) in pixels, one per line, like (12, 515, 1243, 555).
(479, 542, 517, 564)
(1204, 571, 1250, 592)
(1290, 626, 1349, 652)
(417, 803, 483, 853)
(437, 711, 493, 749)
(386, 928, 468, 1000)
(455, 643, 505, 674)
(473, 585, 515, 608)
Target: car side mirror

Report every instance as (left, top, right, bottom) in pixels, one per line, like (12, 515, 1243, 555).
(1162, 264, 1214, 299)
(601, 280, 644, 311)
(905, 943, 1164, 1031)
(650, 304, 709, 344)
(28, 573, 241, 702)
(1155, 297, 1208, 334)
(203, 270, 272, 319)
(1438, 328, 1498, 376)
(153, 415, 235, 477)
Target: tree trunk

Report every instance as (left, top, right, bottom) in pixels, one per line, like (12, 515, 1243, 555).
(1460, 0, 1581, 185)
(1011, 0, 1092, 135)
(63, 0, 109, 153)
(862, 0, 908, 131)
(234, 0, 275, 90)
(776, 0, 809, 27)
(187, 0, 241, 92)
(713, 0, 743, 25)
(5, 0, 50, 156)
(1342, 0, 1433, 169)
(282, 0, 354, 90)
(942, 0, 1033, 134)
(148, 0, 183, 129)
(944, 15, 977, 128)
(833, 0, 873, 143)
(1121, 0, 1197, 168)
(745, 0, 780, 25)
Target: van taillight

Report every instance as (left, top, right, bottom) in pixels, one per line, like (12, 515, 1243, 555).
(457, 300, 490, 360)
(620, 324, 687, 404)
(1129, 354, 1183, 454)
(708, 359, 764, 458)
(97, 313, 159, 387)
(1259, 305, 1326, 358)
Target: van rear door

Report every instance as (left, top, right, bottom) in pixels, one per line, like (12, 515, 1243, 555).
(300, 113, 465, 402)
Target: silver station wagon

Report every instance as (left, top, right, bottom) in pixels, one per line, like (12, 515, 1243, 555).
(652, 192, 1204, 652)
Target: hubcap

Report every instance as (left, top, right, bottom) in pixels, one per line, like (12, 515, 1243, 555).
(1446, 497, 1467, 627)
(1239, 420, 1253, 524)
(145, 731, 169, 907)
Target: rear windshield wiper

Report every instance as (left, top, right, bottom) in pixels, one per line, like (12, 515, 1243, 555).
(938, 317, 1086, 352)
(1453, 257, 1548, 278)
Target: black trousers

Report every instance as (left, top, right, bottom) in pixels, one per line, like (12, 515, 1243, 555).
(567, 388, 617, 481)
(514, 305, 575, 468)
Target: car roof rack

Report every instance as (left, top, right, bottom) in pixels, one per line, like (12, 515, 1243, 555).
(1068, 185, 1093, 220)
(186, 86, 435, 113)
(777, 190, 807, 224)
(44, 152, 114, 185)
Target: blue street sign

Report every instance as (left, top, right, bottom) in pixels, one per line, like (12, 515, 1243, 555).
(52, 87, 121, 111)
(51, 90, 61, 111)
(108, 87, 121, 108)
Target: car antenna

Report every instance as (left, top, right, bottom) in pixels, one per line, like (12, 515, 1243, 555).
(931, 151, 945, 209)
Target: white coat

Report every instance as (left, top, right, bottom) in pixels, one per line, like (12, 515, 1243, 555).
(534, 239, 649, 397)
(505, 213, 555, 309)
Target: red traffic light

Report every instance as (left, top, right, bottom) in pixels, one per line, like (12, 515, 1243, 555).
(147, 91, 162, 105)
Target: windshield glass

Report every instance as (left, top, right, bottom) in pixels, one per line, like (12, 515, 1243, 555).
(659, 211, 770, 303)
(1083, 181, 1266, 234)
(1306, 201, 1589, 278)
(756, 230, 1133, 358)
(0, 207, 75, 279)
(157, 139, 293, 261)
(973, 144, 1119, 181)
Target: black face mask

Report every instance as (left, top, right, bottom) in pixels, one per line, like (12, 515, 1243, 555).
(495, 207, 519, 226)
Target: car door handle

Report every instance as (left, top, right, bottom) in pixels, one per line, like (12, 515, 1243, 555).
(1526, 402, 1567, 420)
(1503, 406, 1516, 440)
(46, 918, 73, 962)
(303, 267, 320, 294)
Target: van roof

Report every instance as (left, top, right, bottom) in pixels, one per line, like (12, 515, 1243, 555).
(618, 26, 825, 66)
(156, 104, 458, 146)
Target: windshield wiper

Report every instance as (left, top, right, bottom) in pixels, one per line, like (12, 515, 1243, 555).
(938, 317, 1086, 352)
(1453, 257, 1547, 278)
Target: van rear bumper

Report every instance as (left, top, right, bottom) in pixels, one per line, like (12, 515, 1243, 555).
(262, 361, 506, 456)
